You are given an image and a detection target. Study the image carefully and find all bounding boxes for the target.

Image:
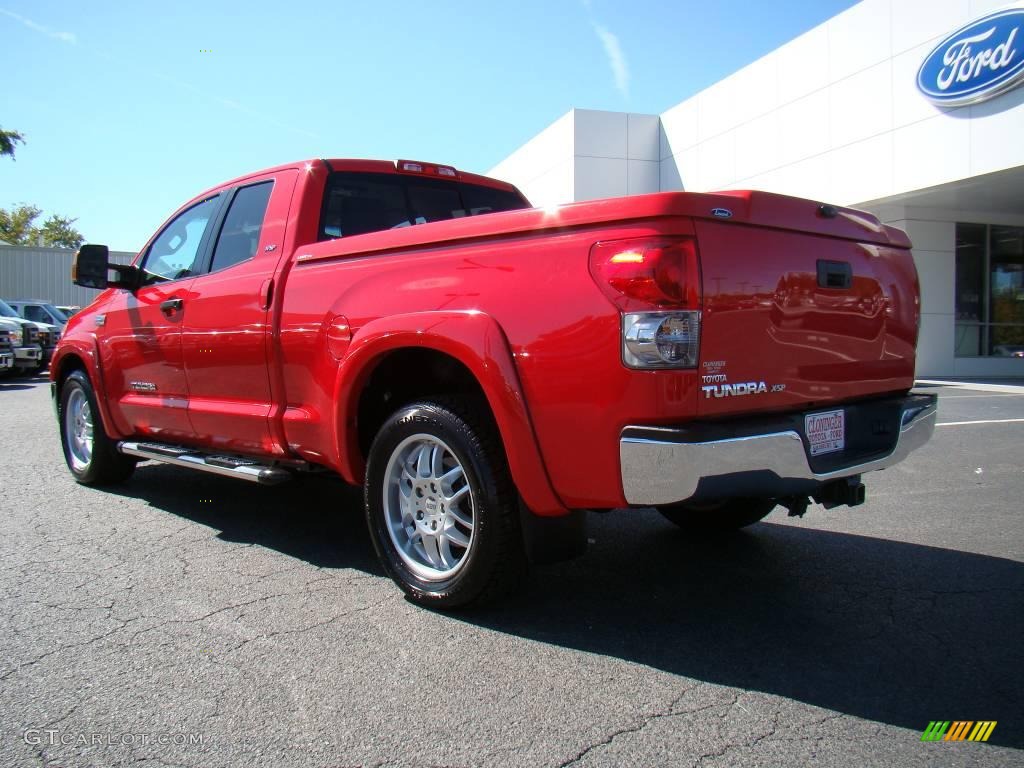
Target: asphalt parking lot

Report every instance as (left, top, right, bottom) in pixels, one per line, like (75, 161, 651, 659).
(1, 373, 1022, 768)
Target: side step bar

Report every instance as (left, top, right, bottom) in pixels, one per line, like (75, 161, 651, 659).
(118, 441, 292, 485)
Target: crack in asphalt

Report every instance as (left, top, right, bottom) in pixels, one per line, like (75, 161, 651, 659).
(217, 593, 398, 659)
(556, 684, 714, 767)
(692, 710, 844, 766)
(0, 616, 141, 682)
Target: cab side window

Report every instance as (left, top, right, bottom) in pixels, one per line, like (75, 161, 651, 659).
(141, 196, 220, 283)
(210, 182, 273, 273)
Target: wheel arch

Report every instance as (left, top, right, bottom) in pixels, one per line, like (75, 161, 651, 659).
(332, 311, 567, 516)
(50, 339, 121, 441)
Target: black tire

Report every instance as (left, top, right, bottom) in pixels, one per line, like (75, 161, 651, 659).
(364, 398, 526, 609)
(657, 498, 776, 532)
(59, 370, 136, 485)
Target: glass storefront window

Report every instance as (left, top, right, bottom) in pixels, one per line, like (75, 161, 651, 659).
(990, 226, 1024, 357)
(955, 223, 1024, 358)
(955, 224, 985, 356)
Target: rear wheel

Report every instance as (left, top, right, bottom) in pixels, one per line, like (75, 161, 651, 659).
(365, 399, 526, 608)
(59, 370, 136, 485)
(657, 498, 776, 532)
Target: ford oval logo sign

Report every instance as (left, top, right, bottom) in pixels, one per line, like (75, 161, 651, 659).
(917, 8, 1024, 107)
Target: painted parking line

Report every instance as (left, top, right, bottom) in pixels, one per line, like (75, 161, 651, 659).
(936, 418, 1024, 427)
(917, 380, 1024, 394)
(937, 393, 1024, 399)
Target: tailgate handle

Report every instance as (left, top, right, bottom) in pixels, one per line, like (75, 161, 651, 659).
(817, 260, 852, 290)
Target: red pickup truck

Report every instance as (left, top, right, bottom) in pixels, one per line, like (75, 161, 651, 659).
(52, 158, 937, 607)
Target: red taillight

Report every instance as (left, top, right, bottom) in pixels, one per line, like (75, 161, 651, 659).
(589, 237, 700, 310)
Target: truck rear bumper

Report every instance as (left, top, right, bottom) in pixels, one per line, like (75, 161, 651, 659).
(619, 393, 937, 506)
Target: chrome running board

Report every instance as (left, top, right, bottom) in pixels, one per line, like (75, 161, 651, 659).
(118, 441, 292, 485)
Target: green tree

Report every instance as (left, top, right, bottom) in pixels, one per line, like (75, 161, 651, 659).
(37, 214, 84, 249)
(1, 127, 25, 160)
(0, 204, 84, 249)
(0, 203, 40, 242)
(0, 126, 85, 248)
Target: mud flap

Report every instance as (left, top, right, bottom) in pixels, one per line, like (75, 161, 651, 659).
(519, 502, 587, 565)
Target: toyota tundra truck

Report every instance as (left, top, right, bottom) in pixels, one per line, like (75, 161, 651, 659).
(51, 158, 937, 607)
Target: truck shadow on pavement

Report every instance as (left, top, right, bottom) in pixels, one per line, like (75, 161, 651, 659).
(109, 463, 385, 575)
(483, 512, 1024, 750)
(110, 465, 1022, 749)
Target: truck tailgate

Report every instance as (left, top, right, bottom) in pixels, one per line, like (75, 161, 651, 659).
(694, 198, 919, 418)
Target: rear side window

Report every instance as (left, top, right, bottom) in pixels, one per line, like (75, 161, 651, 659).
(321, 176, 411, 238)
(210, 182, 273, 273)
(319, 172, 528, 240)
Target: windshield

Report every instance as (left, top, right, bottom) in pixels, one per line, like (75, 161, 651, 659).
(319, 172, 530, 240)
(0, 300, 18, 318)
(42, 304, 69, 324)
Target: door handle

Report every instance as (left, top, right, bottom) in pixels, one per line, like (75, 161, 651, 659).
(259, 278, 274, 310)
(160, 298, 184, 314)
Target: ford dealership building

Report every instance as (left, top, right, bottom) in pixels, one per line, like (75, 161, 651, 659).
(489, 0, 1024, 378)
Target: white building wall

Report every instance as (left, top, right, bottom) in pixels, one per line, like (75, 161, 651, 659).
(492, 0, 1024, 207)
(573, 110, 661, 201)
(488, 109, 661, 206)
(487, 111, 575, 207)
(660, 0, 1024, 204)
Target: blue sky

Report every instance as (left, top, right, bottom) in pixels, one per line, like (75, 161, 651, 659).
(1, 1, 857, 251)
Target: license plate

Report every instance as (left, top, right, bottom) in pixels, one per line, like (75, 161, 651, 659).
(805, 409, 845, 456)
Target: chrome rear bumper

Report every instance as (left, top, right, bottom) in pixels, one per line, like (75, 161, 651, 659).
(619, 394, 937, 506)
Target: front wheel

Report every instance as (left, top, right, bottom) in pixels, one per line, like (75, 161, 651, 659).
(59, 370, 136, 485)
(657, 498, 776, 532)
(364, 399, 526, 608)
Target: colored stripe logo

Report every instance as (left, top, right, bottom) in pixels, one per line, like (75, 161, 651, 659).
(921, 721, 997, 742)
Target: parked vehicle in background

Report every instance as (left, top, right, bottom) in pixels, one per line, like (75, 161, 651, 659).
(0, 301, 54, 371)
(56, 305, 82, 318)
(4, 300, 69, 328)
(52, 157, 937, 608)
(0, 326, 14, 374)
(0, 316, 42, 375)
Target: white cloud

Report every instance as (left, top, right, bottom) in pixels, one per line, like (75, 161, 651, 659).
(592, 23, 628, 97)
(0, 8, 76, 43)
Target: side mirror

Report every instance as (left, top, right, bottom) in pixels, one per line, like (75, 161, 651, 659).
(72, 244, 110, 289)
(72, 244, 141, 290)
